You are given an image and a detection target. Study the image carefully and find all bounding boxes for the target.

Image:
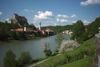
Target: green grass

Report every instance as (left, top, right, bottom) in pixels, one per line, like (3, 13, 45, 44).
(58, 58, 92, 67)
(34, 54, 66, 67)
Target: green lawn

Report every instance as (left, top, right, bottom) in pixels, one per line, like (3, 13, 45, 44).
(58, 58, 92, 67)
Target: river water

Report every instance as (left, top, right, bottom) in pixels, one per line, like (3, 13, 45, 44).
(0, 35, 59, 67)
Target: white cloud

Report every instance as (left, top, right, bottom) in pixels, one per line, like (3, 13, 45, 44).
(5, 18, 9, 21)
(84, 20, 89, 23)
(56, 14, 69, 23)
(71, 14, 76, 18)
(81, 0, 100, 6)
(23, 9, 34, 13)
(0, 11, 3, 15)
(56, 18, 68, 23)
(57, 14, 69, 19)
(5, 18, 11, 23)
(72, 20, 77, 23)
(34, 11, 53, 20)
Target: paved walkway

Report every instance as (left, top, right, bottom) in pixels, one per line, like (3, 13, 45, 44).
(29, 54, 61, 67)
(28, 59, 49, 67)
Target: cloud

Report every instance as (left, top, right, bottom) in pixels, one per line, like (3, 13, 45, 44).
(56, 14, 69, 23)
(34, 11, 53, 20)
(0, 11, 3, 15)
(57, 14, 69, 19)
(56, 18, 68, 23)
(72, 20, 77, 24)
(80, 0, 100, 6)
(5, 18, 11, 23)
(23, 9, 34, 13)
(83, 20, 90, 25)
(71, 14, 76, 18)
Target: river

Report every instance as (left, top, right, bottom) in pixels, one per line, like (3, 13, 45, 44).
(0, 35, 59, 67)
(0, 34, 69, 67)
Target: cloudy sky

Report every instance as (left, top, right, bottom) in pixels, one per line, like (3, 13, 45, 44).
(0, 0, 100, 27)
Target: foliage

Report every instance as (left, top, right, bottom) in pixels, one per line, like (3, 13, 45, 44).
(71, 20, 86, 43)
(0, 20, 36, 41)
(42, 25, 72, 34)
(3, 50, 17, 67)
(71, 17, 100, 43)
(87, 17, 100, 38)
(18, 52, 32, 67)
(0, 21, 12, 40)
(58, 58, 92, 67)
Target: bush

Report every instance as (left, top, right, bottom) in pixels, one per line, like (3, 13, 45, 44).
(18, 52, 32, 67)
(3, 50, 17, 67)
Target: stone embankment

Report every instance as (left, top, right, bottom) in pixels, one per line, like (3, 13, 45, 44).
(59, 40, 80, 53)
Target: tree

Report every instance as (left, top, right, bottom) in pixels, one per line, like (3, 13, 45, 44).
(0, 21, 11, 40)
(18, 52, 32, 67)
(87, 17, 100, 38)
(71, 20, 85, 43)
(3, 50, 17, 67)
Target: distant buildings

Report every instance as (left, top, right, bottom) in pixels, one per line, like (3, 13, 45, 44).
(10, 13, 55, 37)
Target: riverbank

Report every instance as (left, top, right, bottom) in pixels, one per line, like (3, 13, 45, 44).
(29, 38, 96, 67)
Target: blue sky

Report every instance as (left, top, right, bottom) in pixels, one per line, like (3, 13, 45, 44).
(0, 0, 100, 27)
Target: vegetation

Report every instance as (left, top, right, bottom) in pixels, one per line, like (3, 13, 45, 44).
(3, 50, 17, 67)
(33, 38, 96, 67)
(71, 20, 86, 43)
(58, 58, 92, 67)
(3, 51, 32, 67)
(42, 25, 72, 34)
(18, 52, 32, 67)
(71, 17, 100, 43)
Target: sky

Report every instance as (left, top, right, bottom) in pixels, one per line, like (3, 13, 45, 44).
(0, 0, 100, 27)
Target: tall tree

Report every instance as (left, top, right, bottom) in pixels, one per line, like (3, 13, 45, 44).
(71, 20, 85, 43)
(87, 17, 100, 37)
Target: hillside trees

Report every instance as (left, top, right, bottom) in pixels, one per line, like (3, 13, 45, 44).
(71, 20, 86, 43)
(87, 17, 100, 38)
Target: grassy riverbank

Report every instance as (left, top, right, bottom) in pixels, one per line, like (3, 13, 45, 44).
(58, 58, 92, 67)
(31, 38, 96, 67)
